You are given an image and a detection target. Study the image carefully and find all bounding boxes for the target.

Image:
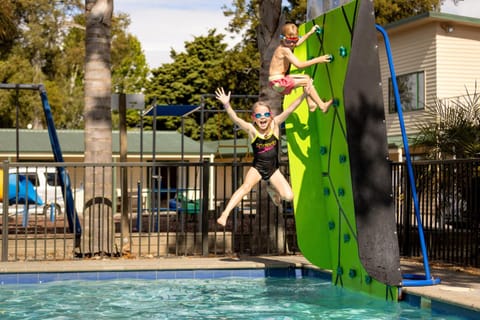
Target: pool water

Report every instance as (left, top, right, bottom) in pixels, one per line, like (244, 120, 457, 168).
(0, 276, 471, 319)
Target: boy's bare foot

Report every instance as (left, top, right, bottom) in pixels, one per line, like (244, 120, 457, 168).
(266, 185, 282, 207)
(217, 214, 228, 227)
(308, 100, 333, 113)
(318, 99, 333, 113)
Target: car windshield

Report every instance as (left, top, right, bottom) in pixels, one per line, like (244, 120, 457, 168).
(45, 172, 62, 186)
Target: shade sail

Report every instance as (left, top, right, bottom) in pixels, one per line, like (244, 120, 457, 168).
(143, 105, 200, 117)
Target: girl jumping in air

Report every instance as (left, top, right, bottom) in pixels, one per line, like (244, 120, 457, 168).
(215, 86, 310, 227)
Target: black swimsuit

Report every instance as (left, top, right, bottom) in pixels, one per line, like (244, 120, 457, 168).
(251, 130, 279, 180)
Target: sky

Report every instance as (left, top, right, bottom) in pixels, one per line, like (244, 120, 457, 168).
(114, 0, 235, 68)
(441, 0, 480, 18)
(114, 0, 480, 69)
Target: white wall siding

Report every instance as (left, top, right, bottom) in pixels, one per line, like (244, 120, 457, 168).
(436, 25, 480, 99)
(378, 24, 437, 140)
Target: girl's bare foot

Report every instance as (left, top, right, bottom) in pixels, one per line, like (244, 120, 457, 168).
(217, 214, 228, 227)
(266, 185, 282, 207)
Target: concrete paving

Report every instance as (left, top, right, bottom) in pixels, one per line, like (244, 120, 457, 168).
(400, 259, 480, 313)
(0, 255, 479, 314)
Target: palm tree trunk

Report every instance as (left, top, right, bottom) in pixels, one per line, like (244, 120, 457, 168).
(83, 0, 113, 255)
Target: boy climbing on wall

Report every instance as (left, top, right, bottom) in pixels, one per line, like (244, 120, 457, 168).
(269, 23, 333, 112)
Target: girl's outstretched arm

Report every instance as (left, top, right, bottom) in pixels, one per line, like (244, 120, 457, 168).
(215, 87, 254, 134)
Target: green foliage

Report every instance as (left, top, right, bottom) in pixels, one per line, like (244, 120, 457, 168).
(0, 0, 452, 141)
(145, 29, 258, 140)
(374, 0, 441, 25)
(112, 13, 149, 94)
(0, 1, 147, 130)
(413, 83, 480, 159)
(0, 1, 17, 47)
(147, 29, 230, 104)
(0, 55, 39, 128)
(223, 0, 307, 35)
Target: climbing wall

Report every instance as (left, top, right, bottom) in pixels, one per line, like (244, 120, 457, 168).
(284, 0, 401, 299)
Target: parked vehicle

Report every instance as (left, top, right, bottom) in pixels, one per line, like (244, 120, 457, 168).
(4, 167, 66, 216)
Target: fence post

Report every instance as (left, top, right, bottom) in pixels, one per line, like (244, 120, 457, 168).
(201, 159, 210, 256)
(403, 165, 412, 256)
(2, 161, 9, 261)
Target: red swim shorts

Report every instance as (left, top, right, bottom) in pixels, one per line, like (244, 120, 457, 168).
(269, 75, 295, 95)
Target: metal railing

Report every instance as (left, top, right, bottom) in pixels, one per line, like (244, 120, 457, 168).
(1, 160, 296, 261)
(1, 159, 478, 267)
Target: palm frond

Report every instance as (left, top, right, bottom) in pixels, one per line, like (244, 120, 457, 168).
(413, 81, 480, 159)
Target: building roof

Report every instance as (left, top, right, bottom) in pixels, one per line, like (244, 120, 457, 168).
(0, 129, 216, 157)
(384, 11, 480, 32)
(204, 138, 252, 157)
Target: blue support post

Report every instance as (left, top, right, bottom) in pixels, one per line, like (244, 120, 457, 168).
(39, 86, 82, 238)
(376, 25, 440, 287)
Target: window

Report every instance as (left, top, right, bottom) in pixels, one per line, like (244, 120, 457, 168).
(25, 173, 40, 187)
(388, 71, 425, 113)
(45, 172, 62, 186)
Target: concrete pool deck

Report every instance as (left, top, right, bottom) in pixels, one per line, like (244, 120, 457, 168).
(0, 255, 479, 313)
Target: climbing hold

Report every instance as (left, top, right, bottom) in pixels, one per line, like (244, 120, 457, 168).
(320, 146, 328, 155)
(365, 275, 372, 284)
(323, 187, 330, 196)
(332, 98, 340, 107)
(328, 221, 335, 230)
(349, 269, 357, 278)
(339, 154, 347, 163)
(339, 46, 348, 57)
(328, 54, 334, 62)
(343, 233, 350, 243)
(338, 188, 345, 197)
(315, 26, 323, 35)
(337, 266, 343, 275)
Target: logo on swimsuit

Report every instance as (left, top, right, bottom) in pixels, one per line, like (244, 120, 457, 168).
(256, 140, 277, 154)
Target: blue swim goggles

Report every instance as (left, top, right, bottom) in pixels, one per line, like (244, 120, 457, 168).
(254, 112, 271, 119)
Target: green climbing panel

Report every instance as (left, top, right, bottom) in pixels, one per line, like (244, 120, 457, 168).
(284, 0, 401, 300)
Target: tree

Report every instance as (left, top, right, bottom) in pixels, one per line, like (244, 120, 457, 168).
(145, 29, 259, 140)
(257, 0, 283, 109)
(413, 83, 480, 159)
(223, 0, 292, 115)
(54, 13, 86, 129)
(111, 13, 149, 94)
(0, 0, 84, 129)
(0, 1, 17, 44)
(83, 0, 113, 255)
(374, 0, 440, 25)
(0, 1, 147, 130)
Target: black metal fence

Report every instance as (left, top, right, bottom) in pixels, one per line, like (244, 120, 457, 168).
(1, 158, 479, 267)
(393, 158, 480, 267)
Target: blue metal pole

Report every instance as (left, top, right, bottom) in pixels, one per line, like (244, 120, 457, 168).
(376, 25, 439, 286)
(39, 86, 82, 236)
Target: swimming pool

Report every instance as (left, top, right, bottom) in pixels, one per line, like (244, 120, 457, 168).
(0, 268, 475, 319)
